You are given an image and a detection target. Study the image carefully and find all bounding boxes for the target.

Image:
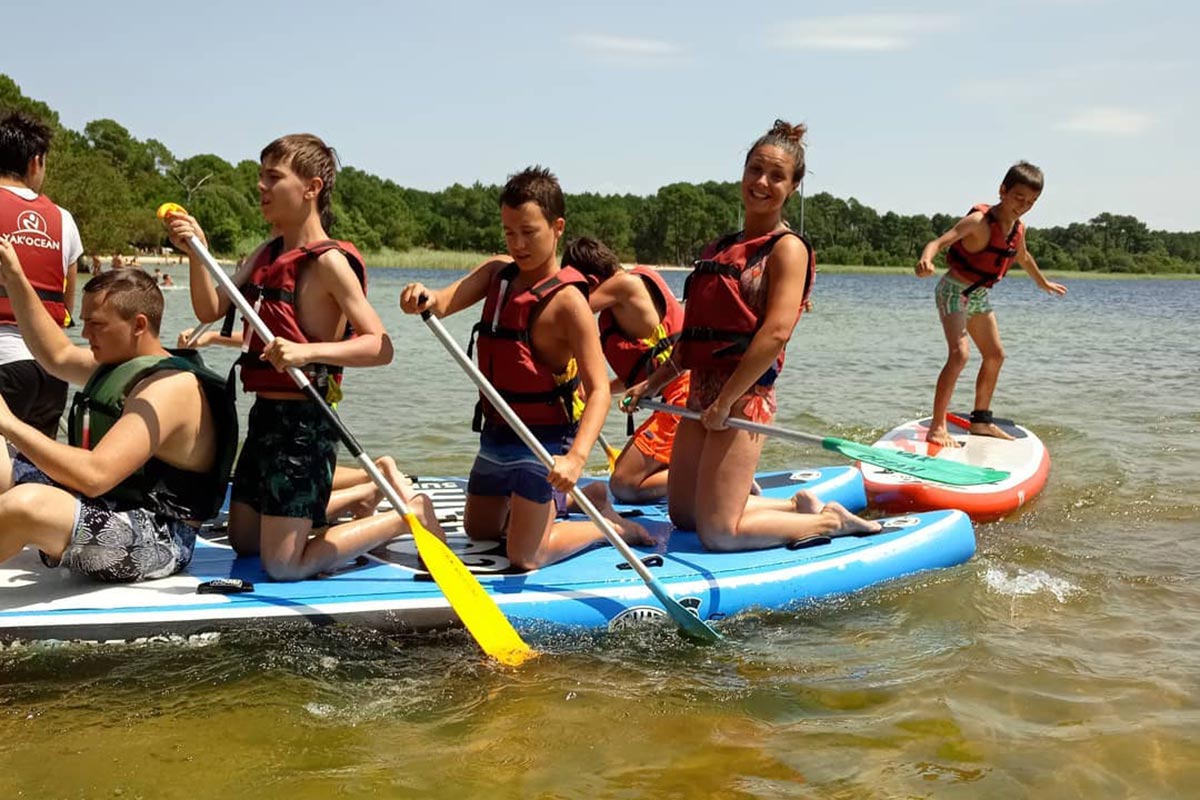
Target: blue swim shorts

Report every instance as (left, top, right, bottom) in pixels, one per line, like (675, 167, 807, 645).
(467, 423, 575, 508)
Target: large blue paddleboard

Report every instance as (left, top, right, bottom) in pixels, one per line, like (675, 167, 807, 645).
(0, 467, 974, 643)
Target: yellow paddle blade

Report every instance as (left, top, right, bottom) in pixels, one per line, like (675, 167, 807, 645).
(404, 512, 536, 668)
(156, 202, 187, 220)
(604, 444, 620, 473)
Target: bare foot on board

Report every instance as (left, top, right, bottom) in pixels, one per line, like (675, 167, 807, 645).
(926, 427, 963, 448)
(407, 493, 448, 542)
(969, 422, 1015, 441)
(790, 489, 824, 515)
(582, 482, 655, 546)
(822, 501, 883, 535)
(377, 456, 446, 541)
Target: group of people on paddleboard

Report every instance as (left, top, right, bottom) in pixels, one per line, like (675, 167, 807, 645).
(0, 108, 1065, 585)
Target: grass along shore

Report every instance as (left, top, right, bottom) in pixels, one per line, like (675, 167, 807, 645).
(129, 247, 1198, 279)
(359, 249, 1198, 280)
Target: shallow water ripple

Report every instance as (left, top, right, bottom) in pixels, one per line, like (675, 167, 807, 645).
(2, 271, 1198, 797)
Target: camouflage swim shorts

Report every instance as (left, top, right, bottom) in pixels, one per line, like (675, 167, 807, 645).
(231, 397, 338, 528)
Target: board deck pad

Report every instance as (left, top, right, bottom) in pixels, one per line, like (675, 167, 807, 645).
(0, 467, 975, 643)
(860, 413, 1051, 520)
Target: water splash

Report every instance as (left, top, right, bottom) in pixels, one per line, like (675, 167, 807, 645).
(983, 566, 1080, 603)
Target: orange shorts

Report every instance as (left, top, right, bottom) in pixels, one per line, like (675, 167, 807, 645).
(631, 372, 690, 466)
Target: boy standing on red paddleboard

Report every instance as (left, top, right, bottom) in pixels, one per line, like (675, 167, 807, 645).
(915, 161, 1067, 448)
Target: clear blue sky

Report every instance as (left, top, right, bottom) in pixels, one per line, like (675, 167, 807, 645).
(6, 0, 1196, 230)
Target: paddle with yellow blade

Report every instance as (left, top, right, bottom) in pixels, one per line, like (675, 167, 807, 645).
(420, 307, 722, 644)
(156, 203, 536, 667)
(637, 399, 1010, 487)
(596, 431, 622, 472)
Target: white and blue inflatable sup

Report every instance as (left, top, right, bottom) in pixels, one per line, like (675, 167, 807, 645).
(0, 467, 974, 643)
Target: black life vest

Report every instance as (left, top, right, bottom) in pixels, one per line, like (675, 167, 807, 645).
(67, 351, 238, 521)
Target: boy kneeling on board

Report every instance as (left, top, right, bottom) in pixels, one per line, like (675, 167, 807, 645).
(165, 134, 419, 581)
(560, 236, 689, 504)
(401, 167, 650, 570)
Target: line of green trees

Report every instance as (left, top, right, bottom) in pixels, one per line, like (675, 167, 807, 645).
(4, 74, 1197, 274)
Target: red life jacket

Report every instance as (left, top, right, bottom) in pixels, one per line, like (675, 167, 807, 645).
(468, 262, 589, 430)
(235, 237, 367, 397)
(678, 228, 815, 385)
(0, 190, 68, 326)
(947, 203, 1024, 294)
(599, 265, 684, 388)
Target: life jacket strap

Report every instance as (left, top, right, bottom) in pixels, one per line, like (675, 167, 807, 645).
(0, 286, 65, 303)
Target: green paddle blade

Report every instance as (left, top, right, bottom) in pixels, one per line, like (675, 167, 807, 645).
(822, 437, 1010, 486)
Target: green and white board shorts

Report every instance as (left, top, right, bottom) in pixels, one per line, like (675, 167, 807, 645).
(935, 273, 993, 318)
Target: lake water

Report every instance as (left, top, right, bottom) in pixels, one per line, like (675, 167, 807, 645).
(2, 268, 1197, 798)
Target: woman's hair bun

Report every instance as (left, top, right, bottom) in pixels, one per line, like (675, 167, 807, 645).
(769, 119, 807, 144)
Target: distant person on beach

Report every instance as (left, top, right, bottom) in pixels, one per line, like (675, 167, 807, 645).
(560, 236, 688, 503)
(623, 120, 880, 550)
(161, 273, 174, 287)
(111, 253, 124, 270)
(154, 268, 163, 282)
(0, 255, 236, 582)
(401, 166, 651, 570)
(165, 132, 406, 581)
(915, 161, 1067, 448)
(0, 110, 82, 438)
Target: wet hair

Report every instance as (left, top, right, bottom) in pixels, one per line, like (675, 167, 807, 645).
(499, 166, 565, 223)
(0, 111, 53, 180)
(260, 134, 339, 226)
(561, 237, 621, 282)
(746, 119, 808, 183)
(83, 269, 164, 336)
(1002, 161, 1044, 193)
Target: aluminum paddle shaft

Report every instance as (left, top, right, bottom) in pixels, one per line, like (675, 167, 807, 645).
(420, 310, 721, 643)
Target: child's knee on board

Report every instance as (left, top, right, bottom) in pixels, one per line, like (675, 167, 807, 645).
(695, 515, 742, 552)
(261, 555, 308, 582)
(667, 503, 696, 533)
(608, 472, 640, 503)
(504, 536, 544, 572)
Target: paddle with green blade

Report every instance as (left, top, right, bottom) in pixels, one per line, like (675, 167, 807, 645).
(157, 203, 537, 668)
(637, 399, 1010, 486)
(419, 308, 722, 644)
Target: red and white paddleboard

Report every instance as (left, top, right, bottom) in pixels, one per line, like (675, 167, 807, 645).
(860, 413, 1050, 521)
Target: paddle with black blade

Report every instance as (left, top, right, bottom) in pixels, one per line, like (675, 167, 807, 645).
(156, 203, 536, 668)
(637, 399, 1010, 487)
(418, 308, 722, 644)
